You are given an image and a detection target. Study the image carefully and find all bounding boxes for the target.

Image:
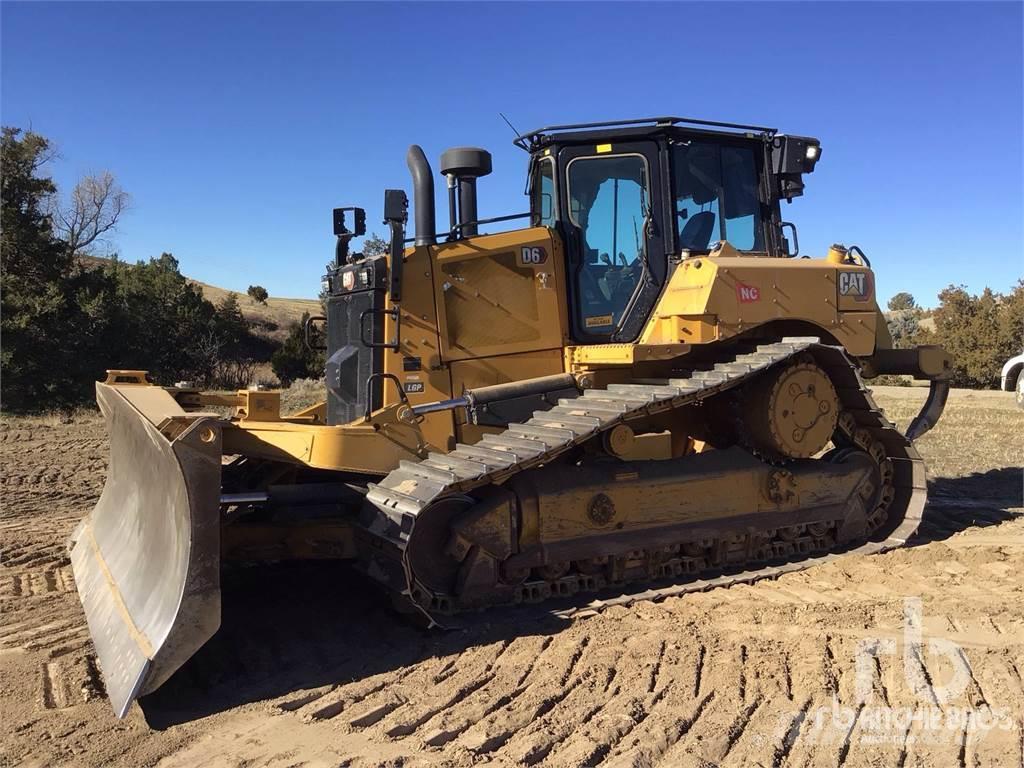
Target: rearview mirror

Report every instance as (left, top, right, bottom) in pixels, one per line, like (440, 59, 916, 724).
(333, 207, 366, 237)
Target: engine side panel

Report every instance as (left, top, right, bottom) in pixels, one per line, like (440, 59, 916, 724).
(640, 253, 877, 356)
(430, 227, 569, 362)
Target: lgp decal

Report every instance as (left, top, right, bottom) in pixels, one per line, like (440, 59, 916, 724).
(838, 271, 872, 302)
(520, 246, 548, 266)
(403, 381, 425, 394)
(736, 282, 761, 303)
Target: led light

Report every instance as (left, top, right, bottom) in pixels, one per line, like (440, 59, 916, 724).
(805, 145, 820, 160)
(342, 271, 355, 290)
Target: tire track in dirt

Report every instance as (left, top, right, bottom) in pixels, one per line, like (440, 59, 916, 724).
(244, 517, 1024, 768)
(3, 394, 1023, 768)
(415, 635, 553, 748)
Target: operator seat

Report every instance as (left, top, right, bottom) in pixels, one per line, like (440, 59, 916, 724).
(679, 211, 716, 250)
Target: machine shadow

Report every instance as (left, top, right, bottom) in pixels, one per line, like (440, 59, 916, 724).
(909, 467, 1023, 546)
(139, 561, 567, 729)
(141, 468, 1022, 728)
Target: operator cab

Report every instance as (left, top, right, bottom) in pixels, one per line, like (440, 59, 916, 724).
(522, 117, 821, 343)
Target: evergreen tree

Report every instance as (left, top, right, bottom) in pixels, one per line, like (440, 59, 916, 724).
(887, 292, 917, 311)
(271, 312, 324, 386)
(1, 128, 78, 409)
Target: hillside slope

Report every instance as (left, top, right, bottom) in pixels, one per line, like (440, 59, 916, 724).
(77, 255, 320, 332)
(190, 279, 320, 333)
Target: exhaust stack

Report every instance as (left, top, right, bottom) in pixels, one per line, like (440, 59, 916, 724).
(406, 145, 436, 246)
(440, 147, 492, 238)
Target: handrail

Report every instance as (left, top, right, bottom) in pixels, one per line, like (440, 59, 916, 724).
(403, 212, 531, 244)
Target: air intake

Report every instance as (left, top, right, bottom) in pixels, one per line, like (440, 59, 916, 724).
(440, 147, 492, 238)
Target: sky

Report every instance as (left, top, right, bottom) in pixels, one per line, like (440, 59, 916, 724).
(2, 1, 1022, 306)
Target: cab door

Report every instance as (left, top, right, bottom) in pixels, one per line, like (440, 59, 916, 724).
(558, 140, 667, 343)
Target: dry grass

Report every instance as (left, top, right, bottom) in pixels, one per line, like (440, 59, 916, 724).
(869, 385, 1023, 492)
(280, 378, 326, 415)
(191, 280, 320, 335)
(0, 407, 104, 428)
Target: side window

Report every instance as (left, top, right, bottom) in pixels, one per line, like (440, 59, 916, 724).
(721, 147, 761, 251)
(673, 143, 763, 252)
(674, 143, 722, 251)
(567, 154, 649, 333)
(532, 158, 556, 227)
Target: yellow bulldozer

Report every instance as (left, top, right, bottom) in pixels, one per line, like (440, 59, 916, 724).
(70, 116, 952, 716)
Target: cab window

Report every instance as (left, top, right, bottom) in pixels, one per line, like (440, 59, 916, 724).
(673, 142, 762, 251)
(532, 158, 556, 227)
(567, 154, 650, 334)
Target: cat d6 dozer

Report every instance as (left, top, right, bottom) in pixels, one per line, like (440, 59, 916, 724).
(71, 116, 952, 716)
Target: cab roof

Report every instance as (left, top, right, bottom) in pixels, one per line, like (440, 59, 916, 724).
(516, 116, 777, 152)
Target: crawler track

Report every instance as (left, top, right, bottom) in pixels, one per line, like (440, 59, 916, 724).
(364, 338, 926, 623)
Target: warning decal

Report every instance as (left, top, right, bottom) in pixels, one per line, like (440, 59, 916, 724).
(585, 314, 614, 328)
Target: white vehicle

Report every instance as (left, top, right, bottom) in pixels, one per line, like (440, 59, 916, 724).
(1001, 352, 1024, 408)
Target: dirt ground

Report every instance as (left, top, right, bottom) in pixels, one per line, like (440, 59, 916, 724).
(1, 387, 1022, 768)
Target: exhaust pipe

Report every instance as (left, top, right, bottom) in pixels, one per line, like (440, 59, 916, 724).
(406, 145, 436, 246)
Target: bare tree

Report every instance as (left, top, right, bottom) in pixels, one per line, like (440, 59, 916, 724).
(53, 171, 129, 256)
(191, 329, 225, 386)
(215, 358, 259, 391)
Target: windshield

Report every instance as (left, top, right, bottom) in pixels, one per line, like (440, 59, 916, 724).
(672, 142, 763, 251)
(567, 154, 649, 333)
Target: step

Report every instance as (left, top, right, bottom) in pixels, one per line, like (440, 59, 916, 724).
(479, 433, 550, 457)
(509, 422, 578, 443)
(398, 460, 457, 485)
(451, 444, 520, 469)
(421, 452, 487, 480)
(530, 410, 603, 431)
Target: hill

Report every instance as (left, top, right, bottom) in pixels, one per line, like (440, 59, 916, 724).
(77, 255, 321, 337)
(190, 279, 320, 337)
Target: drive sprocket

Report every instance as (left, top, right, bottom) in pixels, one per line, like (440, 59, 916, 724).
(741, 357, 839, 460)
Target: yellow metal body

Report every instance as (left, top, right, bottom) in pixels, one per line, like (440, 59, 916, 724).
(188, 232, 897, 475)
(574, 243, 878, 371)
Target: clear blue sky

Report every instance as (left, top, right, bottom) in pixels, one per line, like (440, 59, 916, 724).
(3, 1, 1022, 306)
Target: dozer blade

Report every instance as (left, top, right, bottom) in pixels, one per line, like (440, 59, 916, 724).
(69, 381, 223, 717)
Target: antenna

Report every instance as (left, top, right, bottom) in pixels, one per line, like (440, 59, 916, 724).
(499, 112, 521, 137)
(501, 112, 530, 152)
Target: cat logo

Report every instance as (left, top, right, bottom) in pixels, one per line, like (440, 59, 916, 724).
(838, 271, 872, 301)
